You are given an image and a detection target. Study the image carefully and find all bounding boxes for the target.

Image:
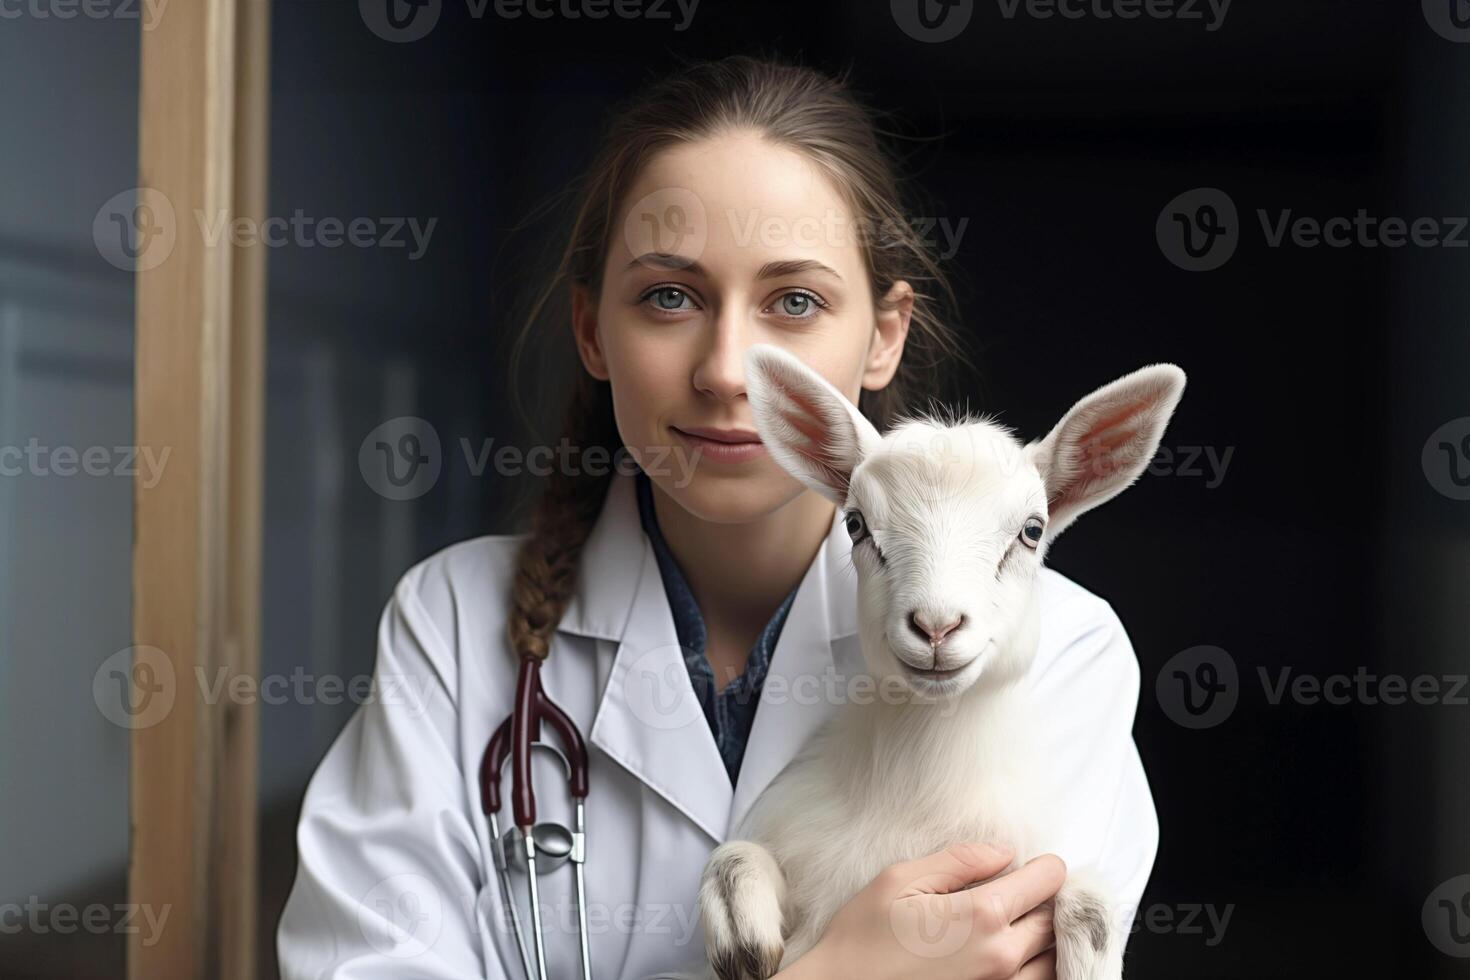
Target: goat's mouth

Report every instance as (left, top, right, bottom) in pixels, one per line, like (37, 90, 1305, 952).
(897, 660, 973, 682)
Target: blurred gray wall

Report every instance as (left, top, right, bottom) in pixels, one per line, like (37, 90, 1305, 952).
(0, 9, 139, 980)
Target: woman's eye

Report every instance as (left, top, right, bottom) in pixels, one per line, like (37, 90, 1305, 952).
(771, 290, 825, 320)
(1020, 516, 1045, 549)
(644, 286, 694, 312)
(844, 510, 868, 543)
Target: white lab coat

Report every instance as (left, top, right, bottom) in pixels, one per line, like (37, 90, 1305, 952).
(277, 471, 1159, 979)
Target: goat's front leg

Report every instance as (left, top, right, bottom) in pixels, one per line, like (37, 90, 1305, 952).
(1052, 869, 1123, 980)
(699, 840, 788, 980)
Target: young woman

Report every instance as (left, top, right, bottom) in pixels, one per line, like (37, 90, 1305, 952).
(278, 56, 1158, 980)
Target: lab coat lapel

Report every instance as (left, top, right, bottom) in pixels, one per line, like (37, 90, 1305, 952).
(561, 472, 862, 845)
(567, 473, 734, 842)
(728, 510, 861, 838)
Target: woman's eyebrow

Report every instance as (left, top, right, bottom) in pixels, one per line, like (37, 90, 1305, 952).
(624, 253, 707, 274)
(621, 254, 845, 283)
(756, 258, 844, 282)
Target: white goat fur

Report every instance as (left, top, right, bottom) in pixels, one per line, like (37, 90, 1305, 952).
(698, 345, 1186, 980)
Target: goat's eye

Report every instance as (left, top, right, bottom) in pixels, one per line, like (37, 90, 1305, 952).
(844, 510, 868, 543)
(1020, 517, 1045, 549)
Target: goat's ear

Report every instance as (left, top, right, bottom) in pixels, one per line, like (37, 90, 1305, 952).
(1028, 363, 1186, 537)
(745, 344, 881, 505)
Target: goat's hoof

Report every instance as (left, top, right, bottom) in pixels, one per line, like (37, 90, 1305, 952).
(700, 842, 786, 980)
(1052, 871, 1122, 980)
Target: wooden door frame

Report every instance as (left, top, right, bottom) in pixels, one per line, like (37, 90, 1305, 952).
(130, 1, 270, 977)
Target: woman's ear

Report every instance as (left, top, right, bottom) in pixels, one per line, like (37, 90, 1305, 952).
(862, 279, 913, 391)
(571, 283, 609, 380)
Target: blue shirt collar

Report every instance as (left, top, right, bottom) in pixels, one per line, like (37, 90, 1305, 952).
(634, 470, 798, 783)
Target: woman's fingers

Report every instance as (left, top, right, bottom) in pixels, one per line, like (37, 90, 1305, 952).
(887, 842, 1016, 896)
(1013, 946, 1058, 980)
(975, 854, 1066, 924)
(1007, 904, 1057, 965)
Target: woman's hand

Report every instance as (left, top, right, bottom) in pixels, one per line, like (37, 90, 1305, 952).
(778, 842, 1063, 980)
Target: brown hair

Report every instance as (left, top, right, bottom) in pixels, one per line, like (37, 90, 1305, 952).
(505, 54, 966, 662)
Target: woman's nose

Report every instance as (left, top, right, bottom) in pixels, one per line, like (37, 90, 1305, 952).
(690, 312, 749, 402)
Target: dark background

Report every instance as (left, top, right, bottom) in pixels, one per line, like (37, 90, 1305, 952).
(256, 1, 1468, 978)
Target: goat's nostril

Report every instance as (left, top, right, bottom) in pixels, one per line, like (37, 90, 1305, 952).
(908, 611, 965, 647)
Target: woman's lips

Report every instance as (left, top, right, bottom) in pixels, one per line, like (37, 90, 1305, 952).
(670, 426, 766, 464)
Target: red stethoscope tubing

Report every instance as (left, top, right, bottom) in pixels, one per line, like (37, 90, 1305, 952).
(479, 657, 590, 825)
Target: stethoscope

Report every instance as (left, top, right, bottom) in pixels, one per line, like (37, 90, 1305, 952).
(479, 655, 593, 980)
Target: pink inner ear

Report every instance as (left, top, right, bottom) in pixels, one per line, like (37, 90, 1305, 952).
(1079, 405, 1146, 468)
(1051, 402, 1153, 507)
(772, 378, 851, 494)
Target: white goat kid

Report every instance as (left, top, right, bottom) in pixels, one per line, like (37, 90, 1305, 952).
(698, 345, 1186, 980)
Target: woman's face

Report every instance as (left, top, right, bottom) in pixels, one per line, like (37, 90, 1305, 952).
(573, 129, 912, 525)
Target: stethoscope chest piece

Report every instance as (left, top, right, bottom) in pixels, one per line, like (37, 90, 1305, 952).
(502, 821, 575, 874)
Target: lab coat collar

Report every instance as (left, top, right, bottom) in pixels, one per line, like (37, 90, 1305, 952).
(566, 471, 860, 842)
